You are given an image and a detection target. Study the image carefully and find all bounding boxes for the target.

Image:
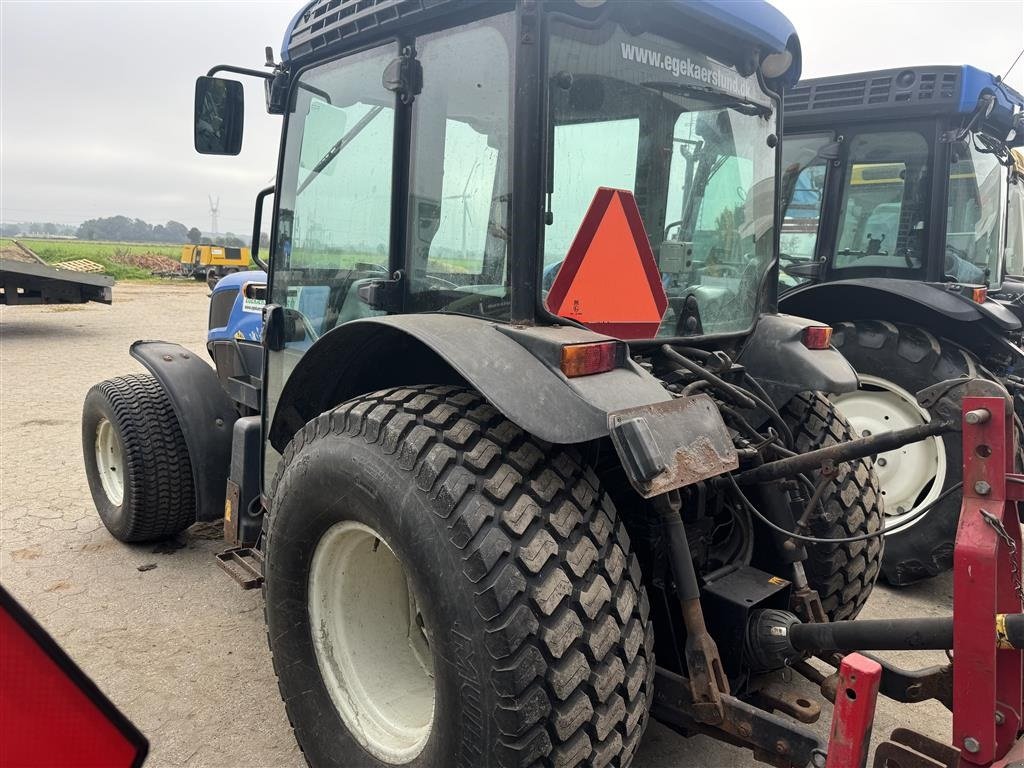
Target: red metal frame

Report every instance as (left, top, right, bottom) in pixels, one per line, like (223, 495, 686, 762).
(826, 653, 883, 768)
(954, 396, 1024, 765)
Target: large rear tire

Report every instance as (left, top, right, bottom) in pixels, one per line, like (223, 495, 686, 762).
(831, 321, 977, 585)
(81, 374, 196, 542)
(264, 385, 655, 768)
(779, 391, 884, 621)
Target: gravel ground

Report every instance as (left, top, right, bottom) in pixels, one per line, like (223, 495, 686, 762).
(1, 282, 955, 767)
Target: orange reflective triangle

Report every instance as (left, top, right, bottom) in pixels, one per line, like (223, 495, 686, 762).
(548, 188, 668, 339)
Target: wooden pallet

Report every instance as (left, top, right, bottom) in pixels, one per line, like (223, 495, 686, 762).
(54, 259, 105, 273)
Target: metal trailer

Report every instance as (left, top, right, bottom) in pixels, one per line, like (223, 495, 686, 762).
(79, 2, 1023, 766)
(777, 65, 1024, 585)
(0, 258, 112, 305)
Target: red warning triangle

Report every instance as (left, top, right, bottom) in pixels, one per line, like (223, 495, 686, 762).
(547, 188, 667, 339)
(1, 586, 148, 768)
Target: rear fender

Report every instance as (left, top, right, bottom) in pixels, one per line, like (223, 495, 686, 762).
(130, 341, 237, 521)
(736, 314, 859, 405)
(780, 280, 1024, 369)
(782, 279, 1020, 333)
(268, 315, 673, 452)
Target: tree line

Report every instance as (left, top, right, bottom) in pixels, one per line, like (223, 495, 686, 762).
(2, 216, 269, 248)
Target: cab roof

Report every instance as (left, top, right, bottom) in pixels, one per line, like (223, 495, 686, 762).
(281, 0, 800, 84)
(786, 65, 1023, 123)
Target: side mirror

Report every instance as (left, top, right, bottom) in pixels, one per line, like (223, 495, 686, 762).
(194, 76, 244, 155)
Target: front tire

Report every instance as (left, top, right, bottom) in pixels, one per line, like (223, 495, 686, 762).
(832, 321, 975, 585)
(81, 374, 196, 542)
(264, 385, 655, 768)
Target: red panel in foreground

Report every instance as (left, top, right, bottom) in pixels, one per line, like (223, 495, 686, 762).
(547, 187, 668, 339)
(0, 585, 148, 768)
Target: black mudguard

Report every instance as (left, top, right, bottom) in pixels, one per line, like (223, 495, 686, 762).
(130, 341, 237, 521)
(781, 278, 1024, 376)
(737, 314, 859, 406)
(268, 315, 672, 451)
(781, 278, 1021, 332)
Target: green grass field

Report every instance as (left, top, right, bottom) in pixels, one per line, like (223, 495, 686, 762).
(1, 238, 184, 280)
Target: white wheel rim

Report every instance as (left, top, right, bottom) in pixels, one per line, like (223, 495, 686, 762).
(94, 418, 124, 506)
(832, 375, 946, 529)
(308, 521, 434, 764)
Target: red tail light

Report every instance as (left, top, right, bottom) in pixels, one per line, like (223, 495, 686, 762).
(802, 326, 833, 350)
(560, 341, 618, 377)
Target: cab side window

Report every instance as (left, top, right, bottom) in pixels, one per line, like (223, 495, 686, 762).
(833, 131, 930, 271)
(779, 133, 832, 286)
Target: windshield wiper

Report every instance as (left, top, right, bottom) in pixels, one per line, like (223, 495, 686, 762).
(297, 105, 385, 195)
(642, 81, 773, 117)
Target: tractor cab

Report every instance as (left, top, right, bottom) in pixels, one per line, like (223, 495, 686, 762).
(192, 0, 835, 479)
(778, 66, 1024, 332)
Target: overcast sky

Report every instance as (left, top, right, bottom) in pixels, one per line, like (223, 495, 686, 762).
(2, 0, 1022, 234)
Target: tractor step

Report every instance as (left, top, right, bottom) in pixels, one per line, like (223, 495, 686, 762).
(215, 546, 264, 590)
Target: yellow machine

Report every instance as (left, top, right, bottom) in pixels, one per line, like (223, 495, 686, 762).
(180, 244, 252, 287)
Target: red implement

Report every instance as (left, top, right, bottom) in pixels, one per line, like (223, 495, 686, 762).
(826, 653, 882, 768)
(954, 396, 1024, 765)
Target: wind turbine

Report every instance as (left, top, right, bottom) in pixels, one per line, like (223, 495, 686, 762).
(443, 161, 481, 259)
(208, 195, 220, 238)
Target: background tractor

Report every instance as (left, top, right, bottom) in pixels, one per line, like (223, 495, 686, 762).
(78, 2, 1022, 766)
(778, 65, 1024, 585)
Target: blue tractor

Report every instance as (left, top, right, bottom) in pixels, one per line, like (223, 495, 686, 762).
(777, 65, 1024, 585)
(78, 3, 1015, 766)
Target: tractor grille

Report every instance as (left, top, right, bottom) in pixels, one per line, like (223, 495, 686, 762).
(786, 67, 962, 116)
(209, 288, 236, 331)
(286, 0, 476, 62)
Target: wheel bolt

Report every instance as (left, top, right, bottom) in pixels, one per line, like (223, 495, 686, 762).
(877, 458, 887, 467)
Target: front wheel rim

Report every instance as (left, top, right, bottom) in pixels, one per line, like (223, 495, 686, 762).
(94, 418, 125, 506)
(308, 521, 434, 764)
(832, 374, 946, 530)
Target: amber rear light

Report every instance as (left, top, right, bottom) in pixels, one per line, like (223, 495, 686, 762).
(802, 326, 833, 350)
(560, 341, 618, 378)
(971, 286, 987, 303)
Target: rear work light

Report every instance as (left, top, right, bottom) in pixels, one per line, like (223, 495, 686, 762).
(561, 341, 619, 378)
(802, 326, 833, 350)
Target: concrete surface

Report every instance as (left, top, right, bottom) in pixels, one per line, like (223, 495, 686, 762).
(1, 282, 955, 767)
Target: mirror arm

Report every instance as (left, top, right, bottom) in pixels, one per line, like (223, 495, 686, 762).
(205, 64, 331, 108)
(207, 64, 273, 81)
(251, 185, 275, 271)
